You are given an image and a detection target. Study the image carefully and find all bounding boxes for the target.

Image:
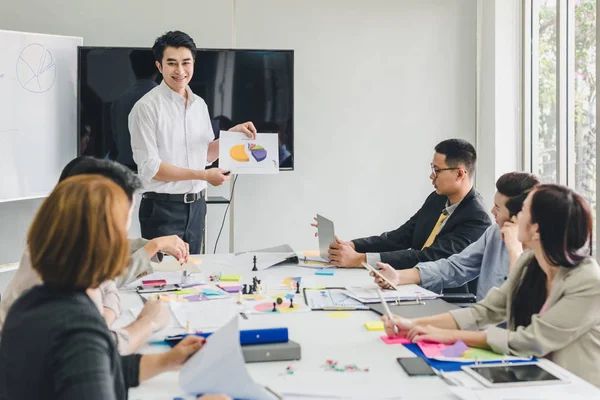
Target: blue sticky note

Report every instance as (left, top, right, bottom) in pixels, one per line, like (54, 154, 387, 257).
(201, 288, 223, 296)
(316, 269, 334, 276)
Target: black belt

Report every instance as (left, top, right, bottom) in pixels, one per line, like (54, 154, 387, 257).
(143, 190, 205, 204)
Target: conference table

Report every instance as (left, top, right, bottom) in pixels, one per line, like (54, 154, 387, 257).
(118, 254, 600, 400)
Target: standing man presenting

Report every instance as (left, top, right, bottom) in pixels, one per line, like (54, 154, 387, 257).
(130, 31, 256, 254)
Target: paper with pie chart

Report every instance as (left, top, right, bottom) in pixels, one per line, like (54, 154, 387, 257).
(218, 131, 279, 174)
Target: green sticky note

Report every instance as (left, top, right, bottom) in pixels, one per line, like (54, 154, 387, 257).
(462, 347, 505, 361)
(172, 289, 197, 295)
(220, 274, 241, 282)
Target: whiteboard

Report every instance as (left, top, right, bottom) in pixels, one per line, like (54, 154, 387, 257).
(0, 30, 82, 202)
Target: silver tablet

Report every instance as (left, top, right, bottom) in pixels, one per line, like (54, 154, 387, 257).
(317, 214, 335, 261)
(462, 362, 568, 388)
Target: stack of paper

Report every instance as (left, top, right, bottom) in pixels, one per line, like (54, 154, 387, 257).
(179, 316, 277, 399)
(344, 285, 440, 303)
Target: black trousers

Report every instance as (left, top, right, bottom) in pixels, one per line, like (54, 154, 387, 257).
(139, 197, 207, 254)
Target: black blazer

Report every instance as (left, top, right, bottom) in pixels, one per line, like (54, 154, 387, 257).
(352, 188, 491, 269)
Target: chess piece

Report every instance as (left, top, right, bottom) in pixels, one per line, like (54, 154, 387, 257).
(252, 277, 258, 292)
(237, 291, 243, 304)
(257, 283, 262, 294)
(296, 280, 300, 294)
(242, 284, 248, 295)
(248, 285, 254, 295)
(289, 298, 294, 308)
(272, 302, 277, 312)
(252, 255, 258, 271)
(185, 320, 192, 334)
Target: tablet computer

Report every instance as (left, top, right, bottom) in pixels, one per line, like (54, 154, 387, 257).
(317, 214, 335, 261)
(462, 362, 568, 388)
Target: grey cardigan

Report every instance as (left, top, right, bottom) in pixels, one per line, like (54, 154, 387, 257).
(450, 251, 600, 387)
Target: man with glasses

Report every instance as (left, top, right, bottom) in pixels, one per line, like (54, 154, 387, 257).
(328, 139, 491, 269)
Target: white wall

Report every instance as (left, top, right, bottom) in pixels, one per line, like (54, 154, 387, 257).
(0, 0, 478, 262)
(476, 0, 522, 204)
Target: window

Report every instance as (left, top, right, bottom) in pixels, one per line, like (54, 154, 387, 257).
(526, 0, 597, 238)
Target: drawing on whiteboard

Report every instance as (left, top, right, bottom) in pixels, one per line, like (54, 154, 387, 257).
(16, 43, 56, 93)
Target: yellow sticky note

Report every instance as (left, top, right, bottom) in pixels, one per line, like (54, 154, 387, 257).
(220, 274, 241, 282)
(188, 257, 203, 263)
(303, 250, 321, 257)
(326, 312, 352, 319)
(364, 321, 384, 331)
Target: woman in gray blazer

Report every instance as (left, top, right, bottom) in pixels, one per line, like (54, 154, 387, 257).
(383, 184, 600, 387)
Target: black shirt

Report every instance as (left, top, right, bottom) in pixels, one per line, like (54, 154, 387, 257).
(0, 285, 141, 400)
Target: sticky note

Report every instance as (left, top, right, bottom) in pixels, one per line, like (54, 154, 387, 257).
(440, 340, 469, 358)
(380, 335, 411, 345)
(220, 274, 241, 282)
(417, 342, 448, 358)
(200, 288, 223, 296)
(172, 289, 197, 295)
(326, 312, 352, 319)
(315, 269, 334, 276)
(188, 257, 203, 264)
(364, 321, 384, 331)
(303, 250, 320, 257)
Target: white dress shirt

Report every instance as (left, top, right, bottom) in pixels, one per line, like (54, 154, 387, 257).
(129, 80, 215, 194)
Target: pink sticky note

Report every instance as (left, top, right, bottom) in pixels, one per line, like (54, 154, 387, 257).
(417, 341, 449, 358)
(380, 335, 411, 345)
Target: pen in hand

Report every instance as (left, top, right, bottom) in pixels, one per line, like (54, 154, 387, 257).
(377, 288, 398, 335)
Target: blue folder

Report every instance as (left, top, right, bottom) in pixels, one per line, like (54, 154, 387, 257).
(404, 343, 536, 372)
(164, 327, 289, 347)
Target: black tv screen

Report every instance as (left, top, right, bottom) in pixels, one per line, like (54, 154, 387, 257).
(78, 47, 294, 170)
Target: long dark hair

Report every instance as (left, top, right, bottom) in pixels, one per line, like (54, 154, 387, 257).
(510, 184, 593, 328)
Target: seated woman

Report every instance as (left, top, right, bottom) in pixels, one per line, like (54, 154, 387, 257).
(0, 156, 190, 354)
(0, 175, 229, 400)
(383, 184, 600, 387)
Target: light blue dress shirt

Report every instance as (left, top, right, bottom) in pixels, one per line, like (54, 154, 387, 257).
(416, 224, 509, 300)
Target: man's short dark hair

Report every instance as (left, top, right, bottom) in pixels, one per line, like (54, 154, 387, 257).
(58, 157, 142, 202)
(496, 172, 540, 217)
(434, 139, 477, 176)
(152, 31, 197, 64)
(129, 50, 158, 80)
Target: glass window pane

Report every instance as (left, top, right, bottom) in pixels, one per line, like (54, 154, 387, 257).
(534, 0, 558, 183)
(573, 0, 596, 232)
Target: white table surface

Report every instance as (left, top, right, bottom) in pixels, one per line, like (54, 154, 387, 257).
(121, 254, 600, 400)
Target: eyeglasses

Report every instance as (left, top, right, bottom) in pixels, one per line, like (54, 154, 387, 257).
(430, 163, 461, 178)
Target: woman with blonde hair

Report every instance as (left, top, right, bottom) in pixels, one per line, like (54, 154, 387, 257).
(0, 175, 228, 400)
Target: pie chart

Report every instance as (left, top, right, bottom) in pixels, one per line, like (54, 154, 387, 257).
(230, 144, 249, 162)
(249, 144, 267, 162)
(229, 143, 268, 163)
(16, 43, 56, 93)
